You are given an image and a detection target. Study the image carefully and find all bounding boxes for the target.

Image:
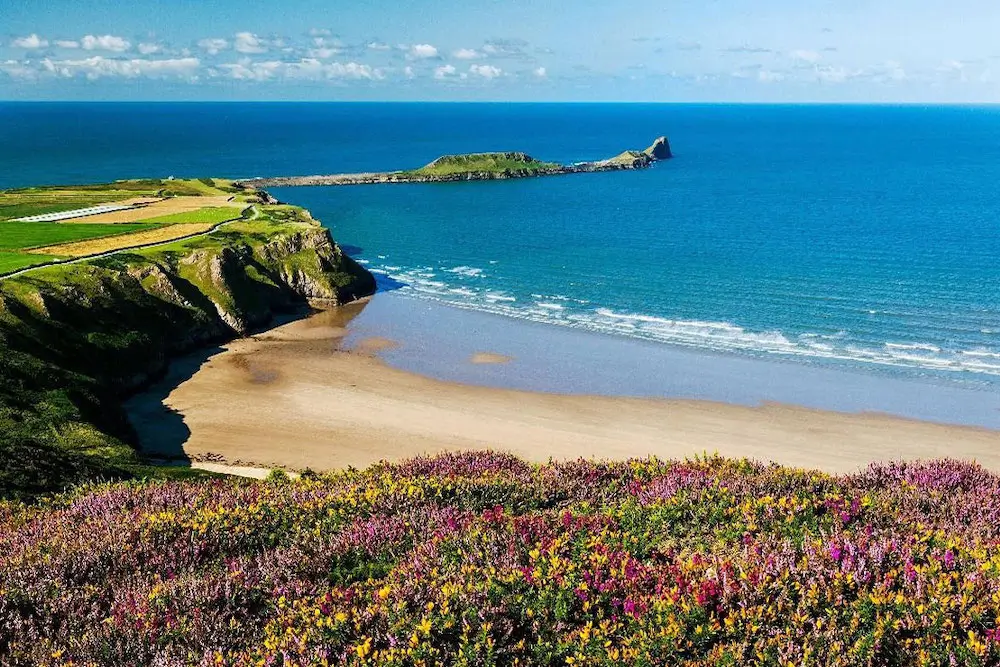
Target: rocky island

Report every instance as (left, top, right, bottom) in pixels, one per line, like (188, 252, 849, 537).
(238, 136, 672, 188)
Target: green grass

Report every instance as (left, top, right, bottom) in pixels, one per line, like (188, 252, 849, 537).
(0, 193, 137, 222)
(0, 179, 245, 222)
(138, 206, 245, 225)
(0, 181, 373, 501)
(0, 251, 63, 274)
(409, 152, 559, 177)
(0, 222, 161, 251)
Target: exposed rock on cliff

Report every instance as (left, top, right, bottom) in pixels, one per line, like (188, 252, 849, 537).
(644, 136, 673, 160)
(0, 207, 375, 499)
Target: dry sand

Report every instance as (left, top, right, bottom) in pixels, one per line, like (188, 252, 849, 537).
(126, 308, 1000, 476)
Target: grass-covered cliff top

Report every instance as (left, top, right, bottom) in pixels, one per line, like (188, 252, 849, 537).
(0, 182, 373, 501)
(0, 178, 251, 274)
(3, 451, 1000, 665)
(407, 151, 560, 177)
(0, 177, 242, 222)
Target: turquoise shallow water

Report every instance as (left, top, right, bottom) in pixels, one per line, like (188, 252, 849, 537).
(4, 102, 1000, 392)
(272, 104, 1000, 388)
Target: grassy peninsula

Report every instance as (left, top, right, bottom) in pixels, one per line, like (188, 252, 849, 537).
(405, 151, 560, 177)
(238, 136, 672, 188)
(0, 179, 374, 500)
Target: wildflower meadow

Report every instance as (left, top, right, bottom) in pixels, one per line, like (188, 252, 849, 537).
(2, 452, 1000, 666)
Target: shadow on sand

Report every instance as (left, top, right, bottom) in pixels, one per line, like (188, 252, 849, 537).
(125, 299, 376, 466)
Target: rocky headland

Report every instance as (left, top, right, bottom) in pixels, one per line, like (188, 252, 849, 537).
(238, 136, 672, 188)
(0, 193, 374, 498)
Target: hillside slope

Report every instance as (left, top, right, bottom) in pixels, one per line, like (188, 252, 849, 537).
(0, 198, 374, 500)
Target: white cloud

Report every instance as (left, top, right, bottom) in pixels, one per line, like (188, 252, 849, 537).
(233, 32, 267, 54)
(12, 34, 48, 49)
(308, 28, 332, 37)
(481, 39, 531, 60)
(409, 43, 438, 59)
(872, 60, 907, 82)
(218, 57, 381, 82)
(433, 64, 456, 79)
(367, 42, 391, 51)
(756, 69, 785, 83)
(469, 64, 502, 79)
(40, 56, 200, 80)
(0, 59, 36, 79)
(534, 66, 547, 78)
(790, 49, 821, 64)
(55, 40, 80, 49)
(404, 66, 415, 79)
(307, 36, 342, 58)
(198, 38, 228, 55)
(453, 48, 481, 60)
(81, 35, 131, 52)
(137, 42, 163, 55)
(307, 48, 341, 59)
(813, 66, 851, 83)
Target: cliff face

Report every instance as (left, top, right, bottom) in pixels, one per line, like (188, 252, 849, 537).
(0, 210, 375, 499)
(3, 224, 373, 391)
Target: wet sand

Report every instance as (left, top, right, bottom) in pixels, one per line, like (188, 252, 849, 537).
(125, 304, 1000, 475)
(470, 352, 513, 364)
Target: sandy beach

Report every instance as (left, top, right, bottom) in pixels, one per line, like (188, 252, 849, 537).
(126, 303, 1000, 475)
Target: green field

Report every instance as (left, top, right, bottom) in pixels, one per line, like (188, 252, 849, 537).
(0, 222, 161, 251)
(139, 206, 246, 225)
(0, 251, 63, 274)
(0, 193, 137, 222)
(0, 179, 243, 221)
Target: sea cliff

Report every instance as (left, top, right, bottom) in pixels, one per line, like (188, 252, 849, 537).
(0, 199, 374, 499)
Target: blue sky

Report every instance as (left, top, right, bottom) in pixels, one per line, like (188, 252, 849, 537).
(2, 0, 999, 102)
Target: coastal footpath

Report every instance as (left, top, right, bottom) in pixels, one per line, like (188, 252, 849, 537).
(0, 185, 374, 499)
(238, 136, 672, 188)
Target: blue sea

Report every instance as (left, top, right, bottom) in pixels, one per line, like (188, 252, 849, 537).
(4, 102, 1000, 398)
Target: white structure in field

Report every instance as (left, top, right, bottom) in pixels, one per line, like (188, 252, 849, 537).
(13, 204, 136, 223)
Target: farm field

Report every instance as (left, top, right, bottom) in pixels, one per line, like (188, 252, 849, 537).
(73, 197, 242, 223)
(0, 180, 252, 275)
(0, 222, 160, 250)
(0, 250, 63, 273)
(139, 205, 244, 225)
(28, 222, 216, 256)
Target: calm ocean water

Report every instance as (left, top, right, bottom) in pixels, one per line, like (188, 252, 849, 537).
(4, 102, 1000, 389)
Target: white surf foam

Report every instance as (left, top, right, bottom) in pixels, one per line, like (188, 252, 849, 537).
(367, 262, 1000, 380)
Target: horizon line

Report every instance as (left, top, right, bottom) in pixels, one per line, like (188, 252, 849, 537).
(3, 99, 1000, 106)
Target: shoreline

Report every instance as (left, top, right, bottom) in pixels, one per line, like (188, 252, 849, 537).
(126, 295, 1000, 475)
